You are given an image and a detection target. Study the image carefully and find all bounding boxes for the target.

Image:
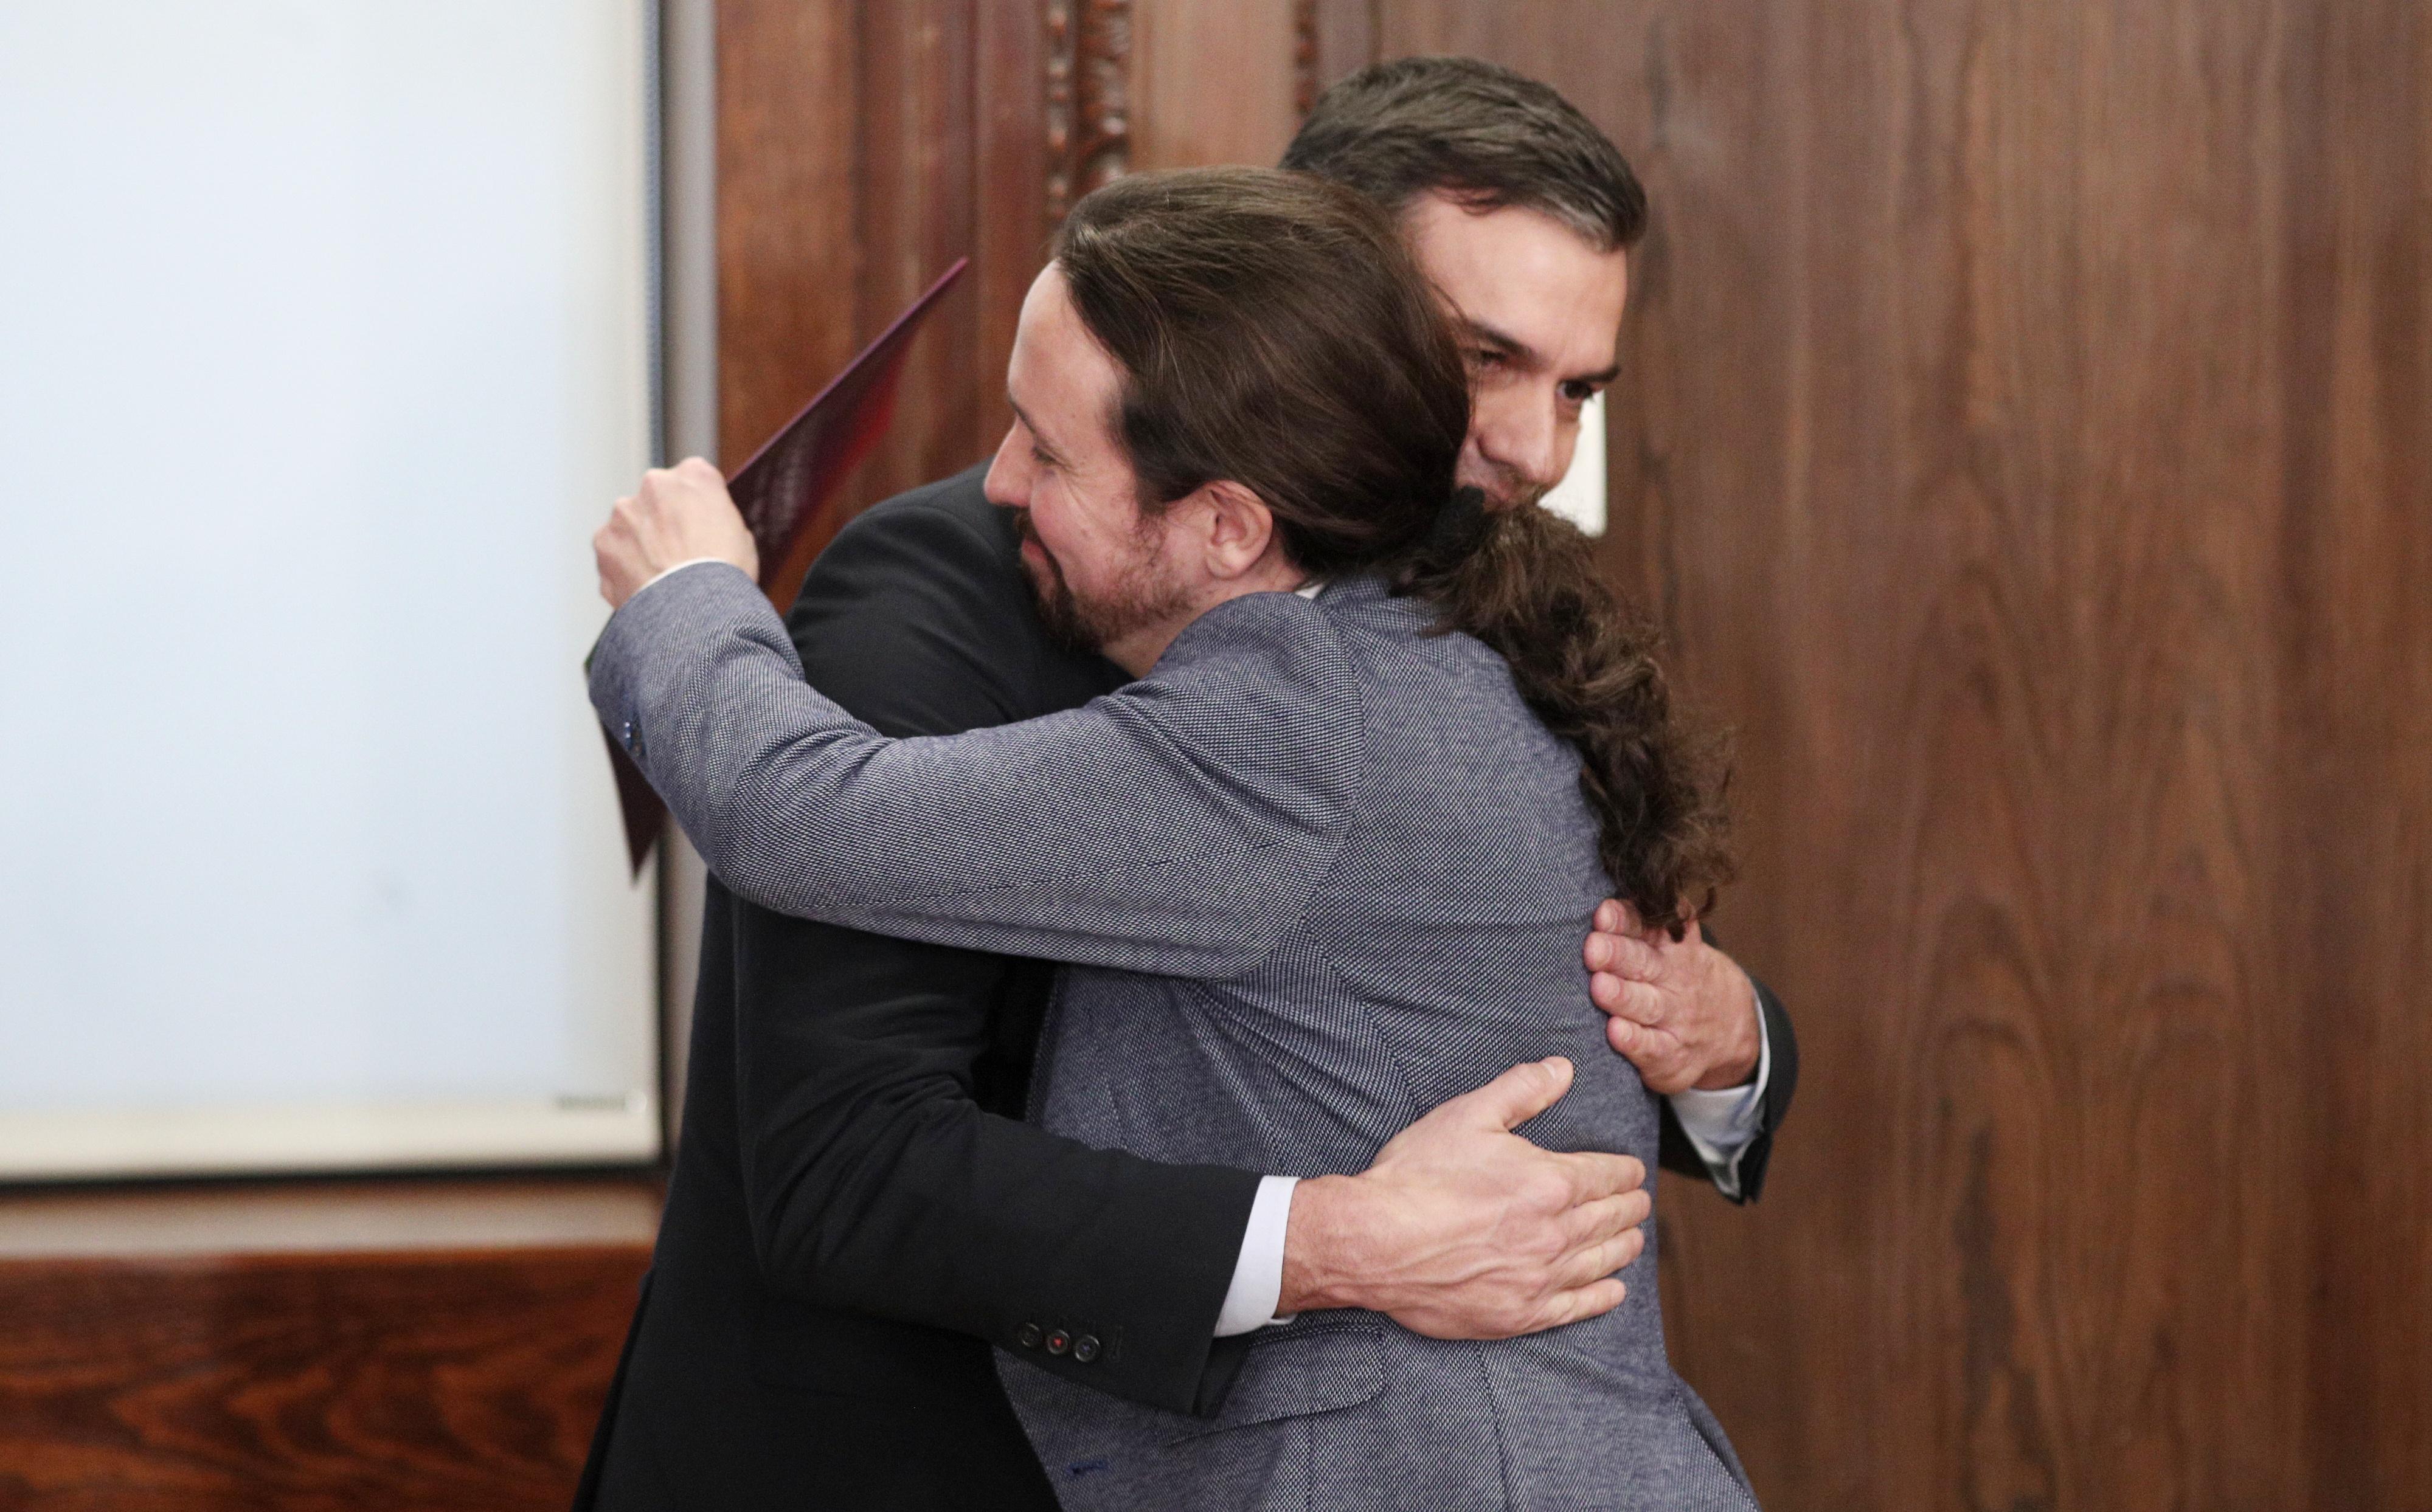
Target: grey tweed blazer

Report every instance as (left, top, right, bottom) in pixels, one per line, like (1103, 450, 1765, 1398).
(591, 562, 1756, 1511)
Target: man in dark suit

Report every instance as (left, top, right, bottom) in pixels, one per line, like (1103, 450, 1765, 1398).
(579, 57, 1796, 1511)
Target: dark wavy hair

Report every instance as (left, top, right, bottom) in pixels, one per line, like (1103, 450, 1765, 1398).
(1284, 55, 1648, 252)
(1055, 168, 1730, 930)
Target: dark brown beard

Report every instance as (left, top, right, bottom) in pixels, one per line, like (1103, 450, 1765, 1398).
(1013, 511, 1095, 652)
(1011, 508, 1190, 658)
(1464, 459, 1550, 514)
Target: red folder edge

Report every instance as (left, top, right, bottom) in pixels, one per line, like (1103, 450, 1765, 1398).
(607, 258, 971, 875)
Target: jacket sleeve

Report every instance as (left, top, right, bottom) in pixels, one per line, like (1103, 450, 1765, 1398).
(728, 495, 1261, 1415)
(1654, 958, 1800, 1201)
(590, 557, 1363, 980)
(1733, 973, 1798, 1200)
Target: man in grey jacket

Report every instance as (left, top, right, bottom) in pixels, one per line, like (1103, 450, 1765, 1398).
(593, 167, 1755, 1508)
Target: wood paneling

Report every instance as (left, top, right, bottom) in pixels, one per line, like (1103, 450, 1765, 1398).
(1297, 0, 1381, 110)
(714, 0, 861, 471)
(0, 1179, 657, 1511)
(1133, 0, 1301, 170)
(973, 0, 1056, 445)
(2285, 4, 2432, 1503)
(851, 0, 982, 506)
(715, 0, 1089, 537)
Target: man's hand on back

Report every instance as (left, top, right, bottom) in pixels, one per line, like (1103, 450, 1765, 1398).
(1585, 901, 1761, 1094)
(1277, 1057, 1649, 1337)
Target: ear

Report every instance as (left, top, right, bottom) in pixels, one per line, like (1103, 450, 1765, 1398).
(1185, 478, 1277, 581)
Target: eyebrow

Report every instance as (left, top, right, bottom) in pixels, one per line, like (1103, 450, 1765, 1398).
(1458, 315, 1621, 387)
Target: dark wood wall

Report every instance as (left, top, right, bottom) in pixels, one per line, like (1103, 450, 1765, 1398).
(714, 4, 2430, 1507)
(715, 0, 1103, 540)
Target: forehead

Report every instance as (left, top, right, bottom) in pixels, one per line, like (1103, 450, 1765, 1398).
(1399, 192, 1629, 371)
(1008, 264, 1124, 446)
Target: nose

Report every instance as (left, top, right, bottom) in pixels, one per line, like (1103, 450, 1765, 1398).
(1470, 385, 1564, 493)
(982, 424, 1030, 509)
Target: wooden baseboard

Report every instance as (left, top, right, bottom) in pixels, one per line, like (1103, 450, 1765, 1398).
(0, 1176, 659, 1512)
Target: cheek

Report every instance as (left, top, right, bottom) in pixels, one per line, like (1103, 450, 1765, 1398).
(1548, 413, 1582, 475)
(1025, 482, 1094, 567)
(1038, 489, 1149, 596)
(1466, 376, 1527, 443)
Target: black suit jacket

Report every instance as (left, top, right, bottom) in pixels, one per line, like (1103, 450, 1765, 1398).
(575, 466, 1798, 1510)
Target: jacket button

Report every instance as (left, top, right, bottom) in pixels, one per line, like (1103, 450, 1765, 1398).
(1016, 1323, 1043, 1350)
(1072, 1334, 1101, 1364)
(1045, 1330, 1071, 1356)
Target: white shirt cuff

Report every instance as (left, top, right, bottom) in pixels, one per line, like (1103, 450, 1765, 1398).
(1213, 1174, 1299, 1337)
(1665, 987, 1772, 1200)
(633, 556, 733, 601)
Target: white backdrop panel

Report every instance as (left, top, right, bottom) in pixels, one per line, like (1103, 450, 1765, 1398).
(0, 1, 657, 1176)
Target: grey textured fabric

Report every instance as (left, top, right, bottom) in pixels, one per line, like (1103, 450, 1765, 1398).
(591, 562, 1757, 1511)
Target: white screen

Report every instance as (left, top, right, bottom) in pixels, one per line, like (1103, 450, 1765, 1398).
(0, 2, 659, 1178)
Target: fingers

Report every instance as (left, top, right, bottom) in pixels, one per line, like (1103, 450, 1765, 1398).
(1596, 897, 1655, 939)
(636, 460, 722, 519)
(1604, 1012, 1648, 1060)
(1542, 1278, 1629, 1329)
(1588, 970, 1631, 1015)
(1472, 1182, 1647, 1338)
(594, 503, 648, 607)
(609, 461, 757, 584)
(643, 457, 729, 502)
(1610, 1022, 1695, 1093)
(1554, 1222, 1648, 1291)
(601, 491, 649, 561)
(1547, 1148, 1645, 1206)
(1589, 972, 1665, 1026)
(1559, 1187, 1653, 1250)
(635, 467, 690, 531)
(1454, 1056, 1575, 1132)
(1584, 927, 1664, 982)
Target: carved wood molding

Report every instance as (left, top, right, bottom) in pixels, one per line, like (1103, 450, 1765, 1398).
(1294, 0, 1381, 117)
(1044, 0, 1132, 226)
(1295, 0, 1321, 116)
